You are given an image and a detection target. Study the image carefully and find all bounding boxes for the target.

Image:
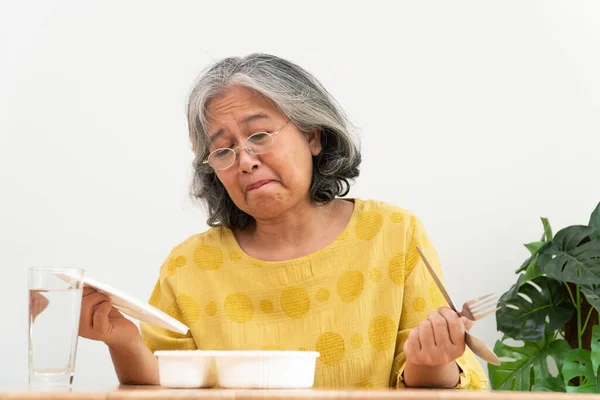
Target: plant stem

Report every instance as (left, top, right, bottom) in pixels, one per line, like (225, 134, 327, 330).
(577, 285, 582, 350)
(565, 283, 576, 305)
(582, 307, 595, 335)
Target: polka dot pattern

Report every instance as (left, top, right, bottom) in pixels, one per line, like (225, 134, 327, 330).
(368, 316, 396, 351)
(224, 293, 254, 323)
(316, 288, 330, 302)
(260, 299, 274, 314)
(193, 245, 223, 270)
(316, 332, 345, 366)
(337, 270, 364, 303)
(261, 345, 284, 350)
(336, 229, 349, 241)
(205, 301, 217, 316)
(406, 241, 421, 273)
(467, 368, 483, 390)
(356, 379, 373, 388)
(390, 212, 404, 223)
(176, 294, 200, 326)
(280, 286, 311, 319)
(166, 305, 184, 323)
(409, 215, 417, 231)
(140, 200, 489, 390)
(388, 253, 405, 286)
(167, 256, 188, 275)
(229, 250, 242, 261)
(406, 216, 420, 272)
(164, 327, 187, 339)
(429, 281, 447, 307)
(149, 280, 162, 306)
(355, 211, 384, 241)
(412, 296, 426, 312)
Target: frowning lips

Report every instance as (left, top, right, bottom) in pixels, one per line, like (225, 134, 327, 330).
(245, 179, 275, 192)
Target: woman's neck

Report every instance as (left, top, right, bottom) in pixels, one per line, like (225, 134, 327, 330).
(234, 199, 353, 261)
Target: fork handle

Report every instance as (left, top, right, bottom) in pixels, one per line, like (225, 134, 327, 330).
(464, 332, 501, 366)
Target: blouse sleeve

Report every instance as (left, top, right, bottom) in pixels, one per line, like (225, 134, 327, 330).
(140, 255, 197, 352)
(390, 215, 489, 390)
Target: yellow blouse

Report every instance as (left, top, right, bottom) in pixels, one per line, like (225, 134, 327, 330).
(141, 198, 488, 389)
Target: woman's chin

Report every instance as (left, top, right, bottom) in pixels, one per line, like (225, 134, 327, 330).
(244, 193, 289, 218)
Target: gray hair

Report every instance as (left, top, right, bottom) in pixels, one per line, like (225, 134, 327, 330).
(187, 53, 361, 230)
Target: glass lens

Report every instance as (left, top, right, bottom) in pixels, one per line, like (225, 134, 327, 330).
(246, 133, 273, 154)
(208, 148, 236, 169)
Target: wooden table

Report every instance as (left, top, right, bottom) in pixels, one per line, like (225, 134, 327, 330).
(3, 386, 600, 400)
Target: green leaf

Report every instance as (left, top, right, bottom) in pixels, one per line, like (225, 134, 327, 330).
(497, 276, 574, 341)
(525, 241, 544, 255)
(590, 203, 600, 239)
(488, 335, 570, 391)
(522, 257, 543, 284)
(516, 219, 553, 274)
(516, 255, 534, 274)
(591, 325, 600, 376)
(580, 286, 600, 314)
(505, 273, 527, 294)
(532, 376, 566, 392)
(563, 349, 598, 393)
(590, 203, 600, 230)
(536, 242, 554, 272)
(538, 225, 600, 285)
(541, 217, 553, 242)
(552, 225, 596, 250)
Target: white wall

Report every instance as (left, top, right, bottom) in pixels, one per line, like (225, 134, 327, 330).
(1, 0, 599, 389)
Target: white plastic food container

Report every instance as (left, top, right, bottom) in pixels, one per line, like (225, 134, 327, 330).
(213, 350, 320, 389)
(154, 350, 217, 388)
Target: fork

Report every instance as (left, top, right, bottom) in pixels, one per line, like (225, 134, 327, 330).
(415, 246, 501, 366)
(459, 293, 500, 322)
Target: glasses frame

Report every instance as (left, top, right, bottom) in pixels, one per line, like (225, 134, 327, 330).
(203, 121, 289, 171)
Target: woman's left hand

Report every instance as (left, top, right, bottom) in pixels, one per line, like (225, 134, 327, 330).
(404, 306, 474, 366)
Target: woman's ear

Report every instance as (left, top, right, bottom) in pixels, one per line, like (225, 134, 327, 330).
(307, 129, 323, 156)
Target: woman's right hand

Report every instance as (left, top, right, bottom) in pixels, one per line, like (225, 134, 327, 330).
(79, 286, 140, 348)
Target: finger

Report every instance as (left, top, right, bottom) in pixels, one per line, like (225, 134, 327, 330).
(439, 306, 465, 345)
(108, 306, 124, 318)
(428, 311, 451, 348)
(404, 328, 421, 361)
(92, 301, 113, 335)
(83, 286, 98, 296)
(80, 293, 111, 329)
(83, 292, 111, 309)
(462, 316, 474, 332)
(30, 292, 50, 322)
(418, 320, 436, 351)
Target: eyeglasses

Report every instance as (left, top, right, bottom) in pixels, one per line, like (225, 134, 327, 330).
(203, 121, 289, 171)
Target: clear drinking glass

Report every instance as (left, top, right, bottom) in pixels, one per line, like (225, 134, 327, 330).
(28, 267, 84, 388)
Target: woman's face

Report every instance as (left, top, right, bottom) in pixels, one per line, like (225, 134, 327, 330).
(205, 86, 322, 220)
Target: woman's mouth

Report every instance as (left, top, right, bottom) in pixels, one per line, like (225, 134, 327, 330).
(246, 180, 275, 192)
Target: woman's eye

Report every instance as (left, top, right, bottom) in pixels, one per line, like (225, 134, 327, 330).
(249, 132, 270, 143)
(212, 148, 232, 159)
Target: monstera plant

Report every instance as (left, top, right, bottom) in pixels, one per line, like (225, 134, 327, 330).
(489, 202, 600, 393)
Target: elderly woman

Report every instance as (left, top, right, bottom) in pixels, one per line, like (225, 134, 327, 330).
(79, 54, 487, 389)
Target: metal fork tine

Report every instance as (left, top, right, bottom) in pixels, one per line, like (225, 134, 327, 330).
(469, 297, 499, 312)
(469, 294, 498, 306)
(470, 303, 499, 317)
(465, 293, 496, 307)
(472, 307, 500, 320)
